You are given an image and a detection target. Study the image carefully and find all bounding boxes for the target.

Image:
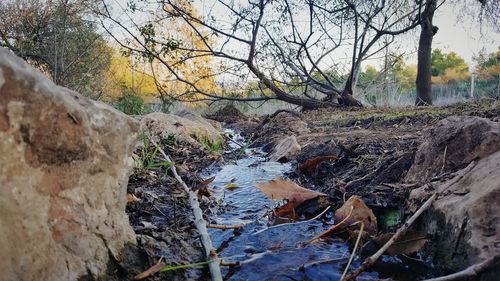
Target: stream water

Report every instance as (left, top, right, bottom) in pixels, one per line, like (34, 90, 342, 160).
(203, 131, 379, 281)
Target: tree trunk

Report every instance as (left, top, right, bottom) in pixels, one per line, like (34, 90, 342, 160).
(341, 70, 364, 107)
(415, 0, 438, 106)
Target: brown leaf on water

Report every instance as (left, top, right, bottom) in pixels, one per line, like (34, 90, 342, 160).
(274, 201, 299, 220)
(134, 261, 167, 280)
(196, 176, 216, 197)
(197, 176, 216, 187)
(299, 155, 338, 173)
(374, 231, 429, 256)
(334, 195, 377, 236)
(255, 177, 325, 205)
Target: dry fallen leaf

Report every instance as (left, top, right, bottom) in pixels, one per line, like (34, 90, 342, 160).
(255, 177, 325, 204)
(299, 155, 338, 174)
(274, 201, 299, 220)
(127, 193, 141, 204)
(196, 176, 216, 197)
(374, 231, 429, 256)
(334, 195, 377, 235)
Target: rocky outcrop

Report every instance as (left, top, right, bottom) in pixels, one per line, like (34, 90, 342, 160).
(410, 151, 500, 280)
(405, 116, 500, 183)
(139, 112, 222, 147)
(0, 49, 137, 280)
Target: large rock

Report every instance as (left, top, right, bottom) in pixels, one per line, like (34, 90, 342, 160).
(0, 49, 137, 280)
(405, 116, 500, 183)
(139, 112, 222, 147)
(410, 151, 500, 280)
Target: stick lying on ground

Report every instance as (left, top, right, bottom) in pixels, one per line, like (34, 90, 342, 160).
(152, 138, 223, 281)
(207, 223, 244, 230)
(343, 161, 477, 281)
(423, 253, 500, 281)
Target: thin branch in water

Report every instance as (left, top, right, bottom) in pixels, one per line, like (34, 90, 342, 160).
(340, 223, 365, 281)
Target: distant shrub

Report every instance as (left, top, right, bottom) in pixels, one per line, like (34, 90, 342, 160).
(114, 92, 151, 115)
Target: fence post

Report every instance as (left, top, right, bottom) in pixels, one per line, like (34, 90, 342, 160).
(470, 74, 475, 99)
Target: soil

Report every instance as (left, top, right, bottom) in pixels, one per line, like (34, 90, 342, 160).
(107, 137, 224, 281)
(110, 98, 500, 281)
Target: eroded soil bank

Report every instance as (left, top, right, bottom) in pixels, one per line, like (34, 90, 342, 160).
(114, 99, 499, 281)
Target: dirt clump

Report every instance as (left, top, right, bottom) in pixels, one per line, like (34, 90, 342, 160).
(405, 115, 500, 183)
(251, 111, 310, 149)
(206, 104, 247, 124)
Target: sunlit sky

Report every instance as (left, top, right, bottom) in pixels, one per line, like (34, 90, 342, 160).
(111, 0, 499, 70)
(196, 1, 499, 69)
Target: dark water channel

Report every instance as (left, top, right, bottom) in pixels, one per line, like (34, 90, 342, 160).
(203, 131, 379, 281)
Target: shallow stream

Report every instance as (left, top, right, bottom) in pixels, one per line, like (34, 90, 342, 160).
(203, 131, 379, 281)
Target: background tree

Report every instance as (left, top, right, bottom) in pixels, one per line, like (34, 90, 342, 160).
(473, 48, 500, 96)
(431, 49, 470, 84)
(415, 0, 438, 106)
(98, 0, 428, 109)
(431, 49, 469, 76)
(0, 0, 112, 99)
(415, 0, 500, 106)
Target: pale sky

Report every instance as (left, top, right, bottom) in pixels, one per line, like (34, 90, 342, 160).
(110, 0, 499, 70)
(432, 3, 499, 65)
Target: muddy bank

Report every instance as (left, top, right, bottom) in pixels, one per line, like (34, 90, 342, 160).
(223, 99, 500, 279)
(114, 100, 499, 281)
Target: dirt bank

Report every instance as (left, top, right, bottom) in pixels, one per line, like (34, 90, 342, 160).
(229, 99, 500, 278)
(113, 99, 499, 280)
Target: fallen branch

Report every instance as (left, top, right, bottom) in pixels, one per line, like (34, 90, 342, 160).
(423, 254, 500, 281)
(207, 223, 244, 230)
(152, 138, 223, 281)
(343, 161, 477, 281)
(220, 260, 240, 267)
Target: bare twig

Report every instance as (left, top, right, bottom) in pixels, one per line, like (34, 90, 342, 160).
(254, 206, 331, 235)
(344, 161, 477, 281)
(340, 223, 365, 281)
(151, 138, 223, 281)
(134, 259, 166, 280)
(207, 223, 244, 230)
(422, 254, 500, 281)
(306, 205, 354, 244)
(441, 145, 448, 173)
(220, 260, 240, 267)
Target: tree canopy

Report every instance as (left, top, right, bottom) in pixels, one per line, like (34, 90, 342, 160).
(0, 0, 112, 99)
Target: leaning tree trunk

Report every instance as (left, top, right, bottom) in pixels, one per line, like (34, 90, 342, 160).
(415, 0, 438, 106)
